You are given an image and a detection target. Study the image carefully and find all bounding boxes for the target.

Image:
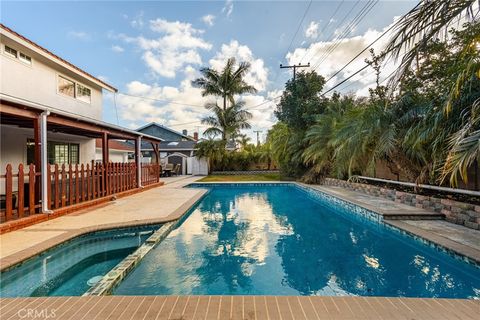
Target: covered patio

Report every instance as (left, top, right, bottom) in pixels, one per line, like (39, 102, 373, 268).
(0, 96, 163, 231)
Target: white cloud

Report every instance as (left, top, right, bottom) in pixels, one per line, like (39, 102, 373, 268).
(305, 21, 319, 39)
(121, 18, 212, 78)
(222, 0, 234, 18)
(111, 45, 124, 53)
(67, 31, 91, 41)
(202, 14, 215, 27)
(209, 40, 269, 92)
(287, 17, 401, 96)
(130, 11, 145, 29)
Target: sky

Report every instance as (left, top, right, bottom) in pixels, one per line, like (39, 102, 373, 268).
(2, 0, 416, 142)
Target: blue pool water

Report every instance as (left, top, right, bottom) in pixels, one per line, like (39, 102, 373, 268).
(115, 184, 480, 298)
(0, 225, 159, 297)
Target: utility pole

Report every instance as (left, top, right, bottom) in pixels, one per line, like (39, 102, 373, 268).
(253, 130, 262, 146)
(280, 62, 310, 81)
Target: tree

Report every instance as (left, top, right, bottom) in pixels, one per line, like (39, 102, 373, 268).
(201, 101, 253, 141)
(236, 134, 252, 151)
(195, 139, 226, 173)
(193, 58, 257, 142)
(192, 57, 257, 111)
(275, 71, 326, 130)
(386, 0, 479, 83)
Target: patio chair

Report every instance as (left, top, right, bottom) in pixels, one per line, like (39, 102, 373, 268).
(163, 163, 174, 177)
(171, 164, 181, 176)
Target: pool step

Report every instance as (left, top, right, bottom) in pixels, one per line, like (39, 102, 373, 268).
(83, 221, 176, 296)
(381, 212, 445, 220)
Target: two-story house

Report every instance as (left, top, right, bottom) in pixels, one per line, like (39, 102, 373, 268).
(0, 24, 163, 225)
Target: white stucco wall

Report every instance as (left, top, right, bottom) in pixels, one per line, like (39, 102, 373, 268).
(0, 125, 96, 169)
(1, 125, 97, 193)
(0, 41, 103, 120)
(94, 149, 129, 163)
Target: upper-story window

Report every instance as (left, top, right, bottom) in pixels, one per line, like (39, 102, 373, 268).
(57, 75, 91, 104)
(58, 76, 75, 97)
(4, 45, 32, 65)
(76, 83, 91, 103)
(4, 45, 17, 58)
(19, 52, 32, 65)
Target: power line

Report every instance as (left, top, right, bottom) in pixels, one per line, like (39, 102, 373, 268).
(306, 0, 361, 69)
(284, 0, 313, 58)
(312, 0, 378, 71)
(323, 2, 420, 84)
(274, 0, 313, 85)
(299, 0, 345, 64)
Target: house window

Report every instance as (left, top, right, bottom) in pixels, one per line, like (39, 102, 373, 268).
(76, 83, 91, 103)
(57, 75, 91, 104)
(58, 76, 75, 98)
(4, 45, 18, 58)
(19, 52, 32, 65)
(26, 139, 80, 165)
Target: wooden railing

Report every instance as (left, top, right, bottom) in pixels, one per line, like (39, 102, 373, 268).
(141, 163, 161, 186)
(1, 164, 41, 222)
(1, 162, 161, 223)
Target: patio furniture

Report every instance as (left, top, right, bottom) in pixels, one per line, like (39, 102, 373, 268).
(171, 164, 181, 176)
(162, 163, 174, 177)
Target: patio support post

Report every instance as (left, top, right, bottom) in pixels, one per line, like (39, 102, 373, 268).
(40, 110, 52, 214)
(135, 136, 142, 188)
(102, 132, 109, 195)
(33, 115, 42, 205)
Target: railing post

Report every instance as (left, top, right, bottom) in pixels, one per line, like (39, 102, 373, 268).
(29, 164, 36, 215)
(5, 164, 13, 221)
(135, 136, 142, 188)
(18, 164, 25, 218)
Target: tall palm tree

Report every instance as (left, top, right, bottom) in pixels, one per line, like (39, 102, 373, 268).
(201, 101, 253, 141)
(192, 57, 257, 111)
(386, 0, 478, 83)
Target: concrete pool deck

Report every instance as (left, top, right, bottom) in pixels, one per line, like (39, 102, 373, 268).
(1, 179, 479, 319)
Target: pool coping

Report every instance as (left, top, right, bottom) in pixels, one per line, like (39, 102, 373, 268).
(0, 188, 208, 272)
(189, 181, 480, 266)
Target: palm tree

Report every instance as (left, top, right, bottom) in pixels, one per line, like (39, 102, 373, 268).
(386, 0, 479, 83)
(192, 57, 257, 111)
(195, 139, 226, 173)
(236, 134, 252, 151)
(201, 101, 253, 141)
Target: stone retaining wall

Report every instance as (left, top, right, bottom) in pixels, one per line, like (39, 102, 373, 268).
(322, 178, 480, 230)
(211, 170, 280, 175)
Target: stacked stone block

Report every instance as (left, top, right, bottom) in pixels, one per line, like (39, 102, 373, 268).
(322, 178, 480, 230)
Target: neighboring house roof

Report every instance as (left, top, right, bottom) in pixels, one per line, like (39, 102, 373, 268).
(95, 139, 134, 152)
(159, 141, 197, 151)
(136, 122, 195, 141)
(0, 23, 117, 92)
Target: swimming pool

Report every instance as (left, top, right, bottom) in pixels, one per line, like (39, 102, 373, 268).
(0, 224, 160, 297)
(114, 183, 480, 298)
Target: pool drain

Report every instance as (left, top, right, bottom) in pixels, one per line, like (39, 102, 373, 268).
(87, 276, 104, 286)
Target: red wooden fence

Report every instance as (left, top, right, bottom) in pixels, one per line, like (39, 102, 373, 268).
(141, 163, 161, 186)
(1, 162, 161, 223)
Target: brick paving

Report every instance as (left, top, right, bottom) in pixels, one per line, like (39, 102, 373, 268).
(0, 296, 478, 320)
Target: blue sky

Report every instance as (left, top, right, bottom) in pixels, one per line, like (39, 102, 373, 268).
(2, 0, 416, 140)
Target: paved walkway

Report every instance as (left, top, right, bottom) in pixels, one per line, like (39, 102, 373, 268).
(1, 296, 478, 320)
(0, 175, 203, 269)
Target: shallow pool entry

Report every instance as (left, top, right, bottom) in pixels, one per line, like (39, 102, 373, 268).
(0, 225, 159, 297)
(114, 184, 480, 298)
